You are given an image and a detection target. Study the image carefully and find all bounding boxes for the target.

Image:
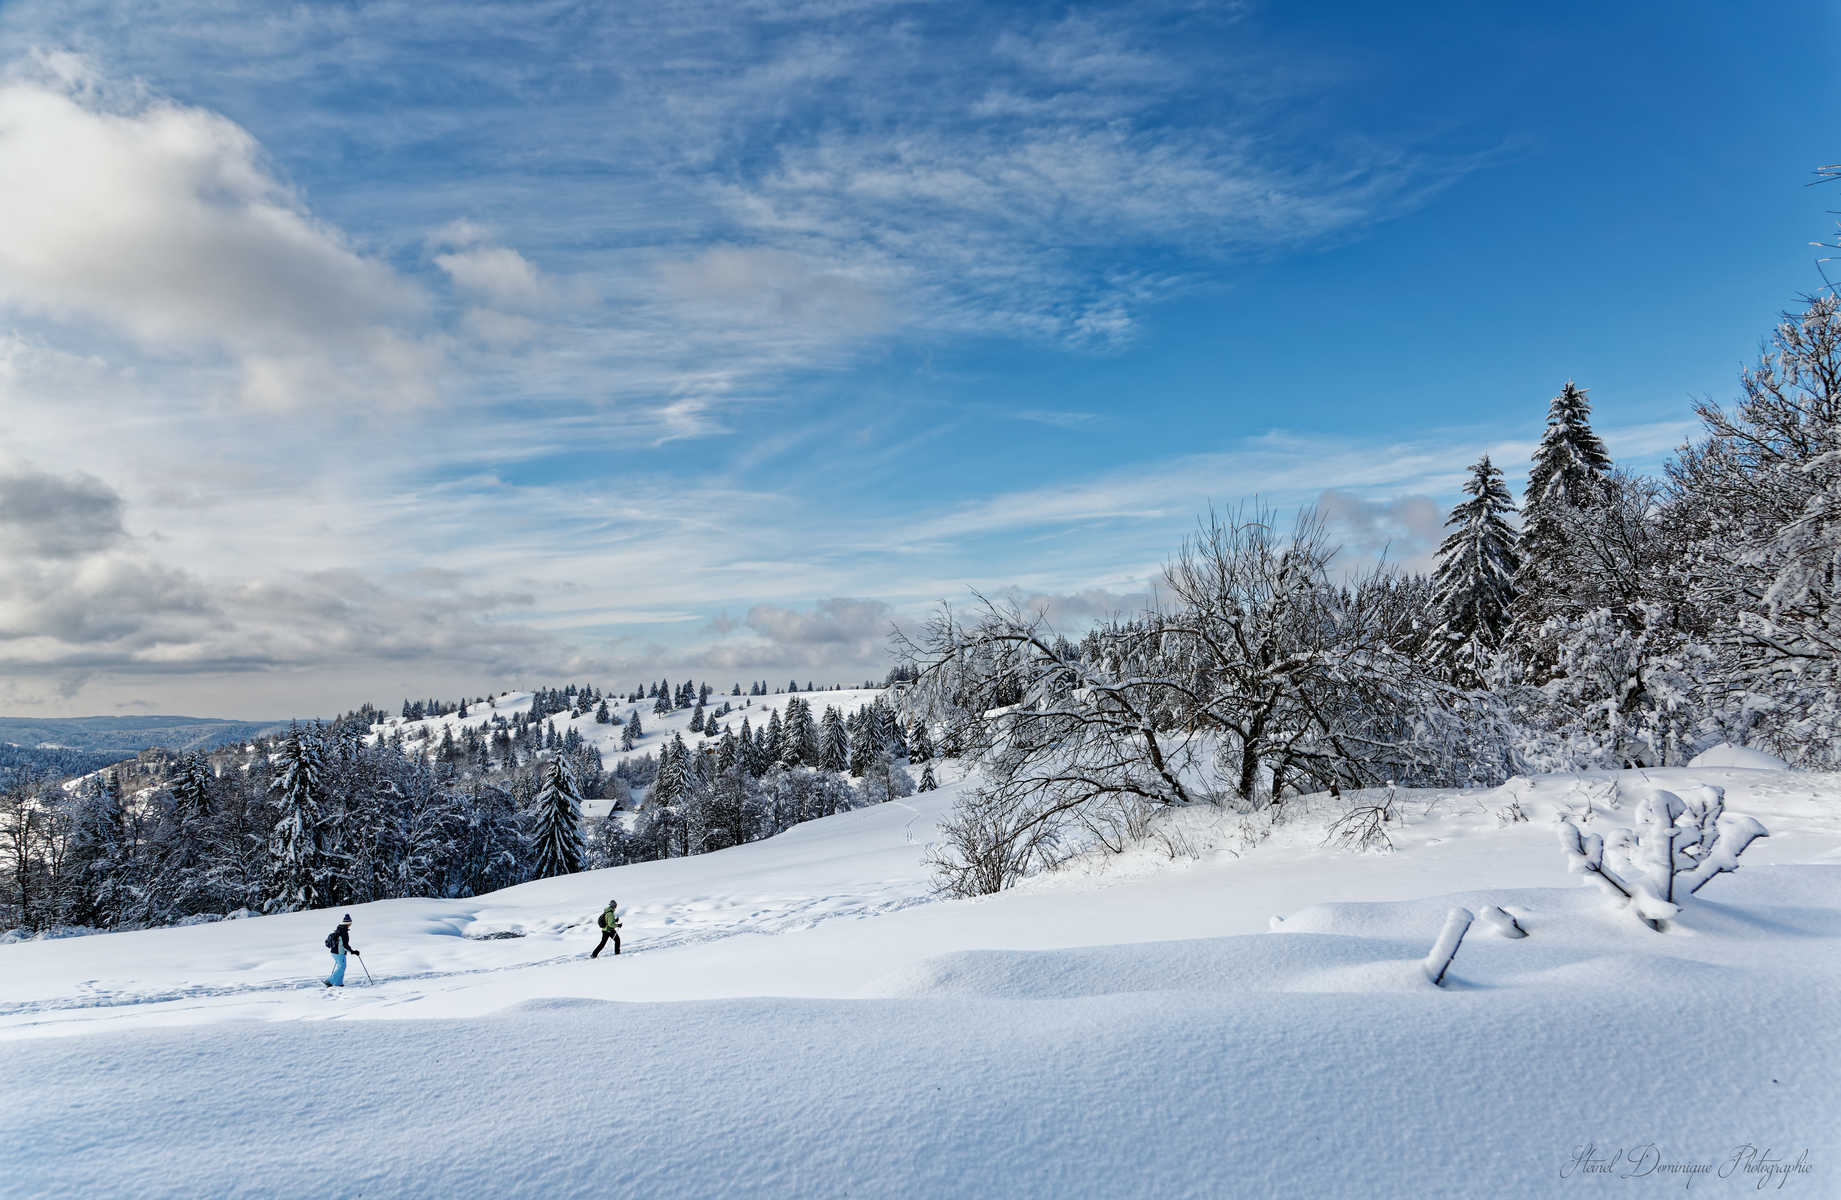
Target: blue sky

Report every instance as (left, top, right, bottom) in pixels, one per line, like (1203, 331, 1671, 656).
(0, 0, 1834, 717)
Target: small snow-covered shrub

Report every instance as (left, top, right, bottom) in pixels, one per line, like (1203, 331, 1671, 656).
(1151, 819, 1205, 863)
(1558, 784, 1768, 930)
(1495, 799, 1529, 826)
(1325, 784, 1399, 853)
(926, 783, 1072, 898)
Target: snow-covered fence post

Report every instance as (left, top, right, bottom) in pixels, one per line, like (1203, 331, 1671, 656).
(1422, 906, 1475, 987)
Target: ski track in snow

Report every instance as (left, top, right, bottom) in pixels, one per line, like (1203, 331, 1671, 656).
(0, 889, 934, 1021)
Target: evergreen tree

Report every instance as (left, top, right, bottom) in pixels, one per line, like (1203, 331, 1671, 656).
(266, 723, 330, 912)
(819, 706, 850, 772)
(847, 712, 876, 777)
(169, 753, 213, 823)
(623, 710, 642, 750)
(531, 755, 586, 878)
(869, 701, 904, 759)
(908, 721, 934, 764)
(652, 736, 688, 811)
(1515, 381, 1612, 632)
(61, 773, 129, 927)
(1430, 455, 1521, 684)
(918, 763, 937, 792)
(595, 698, 612, 724)
(761, 709, 783, 767)
(778, 697, 814, 769)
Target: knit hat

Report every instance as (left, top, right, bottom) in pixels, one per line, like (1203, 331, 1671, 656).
(340, 914, 353, 924)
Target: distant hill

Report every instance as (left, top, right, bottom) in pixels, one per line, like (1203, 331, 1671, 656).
(0, 742, 124, 780)
(0, 715, 292, 760)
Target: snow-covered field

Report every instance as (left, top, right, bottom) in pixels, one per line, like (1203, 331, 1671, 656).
(3, 763, 1838, 1198)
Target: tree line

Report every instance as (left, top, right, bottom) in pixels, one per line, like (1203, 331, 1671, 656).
(1, 683, 934, 935)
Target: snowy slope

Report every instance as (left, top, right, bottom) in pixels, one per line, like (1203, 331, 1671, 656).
(377, 686, 887, 814)
(3, 765, 1838, 1198)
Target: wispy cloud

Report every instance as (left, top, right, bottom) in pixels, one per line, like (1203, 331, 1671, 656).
(0, 2, 1506, 712)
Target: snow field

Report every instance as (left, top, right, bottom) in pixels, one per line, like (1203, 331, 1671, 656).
(2, 763, 1838, 1198)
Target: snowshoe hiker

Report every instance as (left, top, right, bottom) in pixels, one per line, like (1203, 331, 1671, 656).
(591, 900, 622, 958)
(323, 914, 360, 987)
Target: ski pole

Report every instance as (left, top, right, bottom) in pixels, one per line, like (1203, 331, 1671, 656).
(358, 955, 375, 985)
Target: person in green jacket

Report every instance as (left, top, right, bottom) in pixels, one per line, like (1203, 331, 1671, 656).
(591, 899, 622, 958)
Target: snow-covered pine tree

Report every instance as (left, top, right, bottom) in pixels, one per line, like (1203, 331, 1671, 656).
(596, 698, 611, 724)
(1430, 455, 1520, 685)
(908, 720, 934, 764)
(266, 723, 330, 912)
(651, 735, 685, 810)
(847, 709, 875, 776)
(778, 697, 815, 768)
(919, 763, 937, 792)
(1514, 381, 1612, 636)
(59, 772, 130, 927)
(684, 758, 711, 856)
(819, 706, 849, 772)
(169, 752, 213, 823)
(530, 755, 586, 878)
(623, 710, 642, 750)
(870, 701, 904, 759)
(760, 709, 783, 767)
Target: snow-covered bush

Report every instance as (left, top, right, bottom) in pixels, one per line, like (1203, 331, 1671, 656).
(1325, 785, 1400, 853)
(925, 782, 1075, 897)
(1559, 784, 1768, 930)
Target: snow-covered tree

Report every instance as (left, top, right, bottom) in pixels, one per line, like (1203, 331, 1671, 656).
(1429, 456, 1519, 684)
(168, 753, 213, 824)
(530, 755, 586, 878)
(908, 721, 934, 764)
(1514, 381, 1613, 639)
(1560, 783, 1767, 929)
(266, 723, 331, 912)
(1673, 296, 1841, 761)
(900, 505, 1483, 893)
(819, 706, 849, 772)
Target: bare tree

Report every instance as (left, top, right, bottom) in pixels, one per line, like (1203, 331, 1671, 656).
(899, 505, 1490, 893)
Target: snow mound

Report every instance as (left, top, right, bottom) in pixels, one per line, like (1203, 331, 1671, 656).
(1687, 742, 1791, 770)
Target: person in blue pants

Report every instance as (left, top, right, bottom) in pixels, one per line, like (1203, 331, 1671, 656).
(323, 914, 360, 987)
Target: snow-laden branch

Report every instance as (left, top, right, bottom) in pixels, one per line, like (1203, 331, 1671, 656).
(1558, 784, 1768, 930)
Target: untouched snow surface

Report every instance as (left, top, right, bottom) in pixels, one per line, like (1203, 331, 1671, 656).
(3, 765, 1839, 1198)
(1688, 742, 1794, 771)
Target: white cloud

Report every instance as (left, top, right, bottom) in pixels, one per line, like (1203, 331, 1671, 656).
(657, 245, 892, 341)
(0, 59, 436, 409)
(435, 245, 553, 310)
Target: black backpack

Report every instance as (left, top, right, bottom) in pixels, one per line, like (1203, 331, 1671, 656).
(324, 929, 340, 951)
